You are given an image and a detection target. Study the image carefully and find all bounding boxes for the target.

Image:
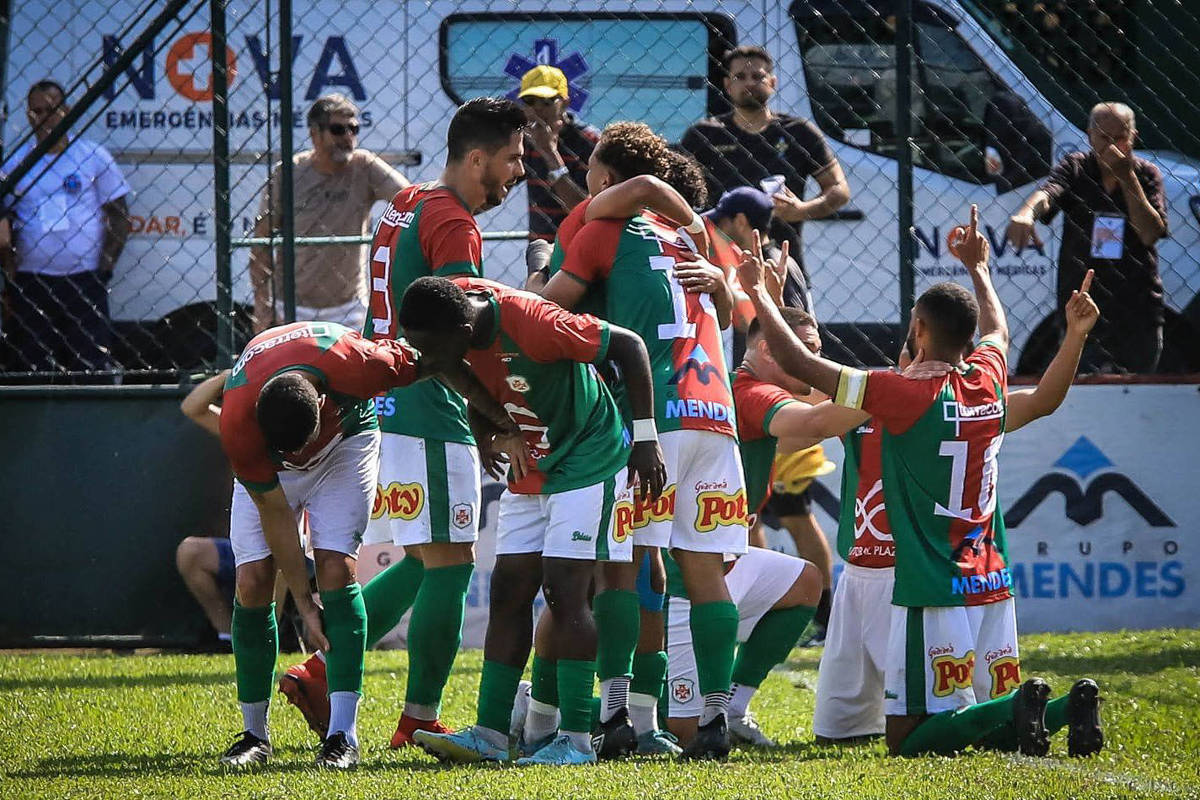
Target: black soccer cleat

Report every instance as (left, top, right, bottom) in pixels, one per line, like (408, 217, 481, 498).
(315, 731, 360, 770)
(1066, 678, 1104, 757)
(1012, 678, 1051, 757)
(680, 714, 731, 762)
(219, 731, 272, 768)
(592, 707, 637, 760)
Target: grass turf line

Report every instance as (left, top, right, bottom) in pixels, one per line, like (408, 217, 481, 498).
(2, 629, 1197, 799)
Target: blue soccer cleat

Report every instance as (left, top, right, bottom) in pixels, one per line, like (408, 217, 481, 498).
(413, 726, 510, 763)
(515, 734, 597, 766)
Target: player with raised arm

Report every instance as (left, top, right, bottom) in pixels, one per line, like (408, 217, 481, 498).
(216, 322, 519, 770)
(278, 98, 530, 748)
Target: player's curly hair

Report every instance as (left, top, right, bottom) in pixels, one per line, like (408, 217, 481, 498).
(664, 149, 709, 209)
(593, 122, 671, 184)
(256, 373, 320, 454)
(398, 276, 471, 334)
(447, 97, 530, 161)
(916, 282, 979, 352)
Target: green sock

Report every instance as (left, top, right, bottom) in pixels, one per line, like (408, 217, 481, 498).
(631, 650, 668, 698)
(900, 691, 1023, 756)
(558, 659, 597, 734)
(531, 654, 558, 707)
(363, 555, 424, 648)
(689, 601, 739, 695)
(731, 605, 814, 688)
(232, 601, 277, 704)
(320, 583, 367, 694)
(405, 562, 473, 709)
(593, 590, 640, 681)
(975, 694, 1070, 751)
(476, 660, 523, 734)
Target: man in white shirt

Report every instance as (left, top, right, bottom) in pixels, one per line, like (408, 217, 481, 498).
(1, 80, 131, 372)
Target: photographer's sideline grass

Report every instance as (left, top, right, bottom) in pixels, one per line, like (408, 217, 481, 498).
(3, 629, 1197, 799)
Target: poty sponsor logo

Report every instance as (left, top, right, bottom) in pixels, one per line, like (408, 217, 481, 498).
(931, 651, 975, 697)
(988, 657, 1022, 698)
(664, 398, 734, 422)
(927, 644, 955, 658)
(695, 489, 748, 533)
(694, 479, 728, 493)
(942, 399, 1004, 434)
(984, 645, 1013, 664)
(232, 325, 327, 374)
(950, 568, 1013, 596)
(613, 486, 676, 541)
(380, 206, 415, 229)
(371, 481, 425, 521)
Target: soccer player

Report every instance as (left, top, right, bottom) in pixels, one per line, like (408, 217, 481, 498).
(216, 321, 520, 769)
(543, 131, 749, 761)
(279, 97, 529, 747)
(740, 209, 1103, 757)
(398, 276, 664, 765)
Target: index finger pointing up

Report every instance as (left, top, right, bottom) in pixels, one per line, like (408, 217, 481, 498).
(1080, 268, 1094, 294)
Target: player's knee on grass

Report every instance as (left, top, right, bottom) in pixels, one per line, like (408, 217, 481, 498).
(667, 714, 699, 745)
(176, 536, 219, 579)
(773, 560, 823, 610)
(313, 549, 357, 591)
(671, 549, 732, 605)
(411, 540, 475, 568)
(234, 559, 276, 607)
(885, 714, 927, 756)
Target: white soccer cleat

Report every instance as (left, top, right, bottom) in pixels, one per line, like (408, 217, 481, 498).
(729, 711, 776, 747)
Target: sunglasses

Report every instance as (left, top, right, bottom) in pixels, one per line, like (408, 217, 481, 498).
(326, 122, 360, 136)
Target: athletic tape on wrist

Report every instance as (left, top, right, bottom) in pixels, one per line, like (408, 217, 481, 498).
(632, 418, 658, 443)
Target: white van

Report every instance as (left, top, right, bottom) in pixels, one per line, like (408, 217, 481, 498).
(6, 0, 1198, 370)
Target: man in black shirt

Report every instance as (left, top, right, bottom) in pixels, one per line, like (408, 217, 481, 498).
(679, 45, 850, 276)
(1007, 102, 1167, 373)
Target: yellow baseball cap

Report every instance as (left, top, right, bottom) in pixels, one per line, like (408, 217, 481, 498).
(518, 65, 569, 100)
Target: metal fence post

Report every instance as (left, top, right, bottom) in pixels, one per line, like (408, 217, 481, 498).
(896, 0, 915, 338)
(211, 0, 233, 368)
(279, 0, 296, 323)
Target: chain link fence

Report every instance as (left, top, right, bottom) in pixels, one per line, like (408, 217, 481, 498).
(2, 0, 1198, 382)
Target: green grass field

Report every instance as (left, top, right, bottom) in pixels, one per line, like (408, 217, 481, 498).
(4, 629, 1198, 799)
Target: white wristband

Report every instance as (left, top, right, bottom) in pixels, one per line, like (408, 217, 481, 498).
(632, 418, 658, 443)
(547, 165, 569, 182)
(684, 212, 705, 235)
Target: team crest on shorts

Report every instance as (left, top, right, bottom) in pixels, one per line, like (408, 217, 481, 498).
(671, 677, 696, 704)
(506, 375, 531, 393)
(452, 503, 474, 529)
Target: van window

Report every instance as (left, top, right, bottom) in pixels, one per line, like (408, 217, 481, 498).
(441, 13, 736, 143)
(793, 0, 1051, 187)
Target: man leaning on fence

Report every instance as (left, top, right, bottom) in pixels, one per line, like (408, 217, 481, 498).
(250, 94, 409, 333)
(1006, 102, 1168, 374)
(0, 79, 130, 374)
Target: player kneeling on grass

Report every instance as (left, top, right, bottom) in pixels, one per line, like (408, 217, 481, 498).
(216, 321, 521, 770)
(738, 208, 1103, 758)
(394, 276, 666, 766)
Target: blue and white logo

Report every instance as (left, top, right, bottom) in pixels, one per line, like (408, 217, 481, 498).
(504, 38, 590, 112)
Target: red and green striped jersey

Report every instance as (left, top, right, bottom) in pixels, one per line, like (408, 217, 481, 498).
(548, 197, 607, 318)
(561, 212, 736, 438)
(221, 322, 420, 492)
(366, 182, 481, 443)
(732, 366, 798, 513)
(456, 278, 627, 495)
(836, 421, 896, 569)
(835, 343, 1010, 607)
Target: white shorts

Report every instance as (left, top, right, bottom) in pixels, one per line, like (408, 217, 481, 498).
(275, 297, 366, 332)
(230, 430, 380, 567)
(812, 564, 894, 739)
(364, 434, 481, 547)
(883, 597, 1020, 717)
(494, 474, 631, 562)
(617, 429, 748, 555)
(666, 547, 808, 718)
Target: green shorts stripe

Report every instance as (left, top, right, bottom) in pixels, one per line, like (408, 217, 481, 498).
(596, 475, 617, 561)
(425, 440, 450, 542)
(905, 607, 927, 716)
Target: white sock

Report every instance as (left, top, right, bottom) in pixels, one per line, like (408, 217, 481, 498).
(729, 683, 756, 720)
(328, 691, 360, 747)
(240, 700, 269, 741)
(524, 698, 559, 742)
(217, 632, 232, 642)
(697, 691, 731, 726)
(475, 725, 509, 748)
(403, 702, 439, 721)
(599, 676, 630, 723)
(563, 730, 593, 752)
(628, 692, 658, 735)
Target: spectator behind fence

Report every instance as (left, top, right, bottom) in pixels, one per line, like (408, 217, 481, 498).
(0, 79, 130, 372)
(250, 93, 409, 333)
(1007, 102, 1168, 374)
(679, 45, 849, 283)
(517, 65, 598, 241)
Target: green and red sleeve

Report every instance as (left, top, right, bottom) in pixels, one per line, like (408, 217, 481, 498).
(418, 195, 483, 277)
(835, 367, 944, 436)
(500, 291, 611, 365)
(560, 218, 623, 286)
(733, 371, 797, 442)
(323, 334, 423, 399)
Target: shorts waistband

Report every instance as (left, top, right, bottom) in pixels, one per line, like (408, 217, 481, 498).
(841, 563, 895, 580)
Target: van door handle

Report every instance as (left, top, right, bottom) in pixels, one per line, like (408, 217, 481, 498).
(809, 208, 864, 222)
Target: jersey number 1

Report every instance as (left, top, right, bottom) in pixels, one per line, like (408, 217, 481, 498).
(934, 434, 1002, 520)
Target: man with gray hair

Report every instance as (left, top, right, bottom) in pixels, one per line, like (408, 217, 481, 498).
(250, 93, 409, 332)
(1007, 102, 1167, 373)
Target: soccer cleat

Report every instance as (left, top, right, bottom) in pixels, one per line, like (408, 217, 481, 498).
(390, 714, 453, 749)
(517, 730, 557, 759)
(635, 729, 682, 756)
(1066, 679, 1104, 757)
(278, 654, 330, 737)
(1012, 677, 1052, 757)
(219, 731, 272, 768)
(515, 734, 597, 766)
(680, 714, 731, 761)
(729, 711, 776, 747)
(315, 731, 359, 770)
(510, 679, 532, 740)
(591, 707, 637, 760)
(413, 726, 510, 763)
